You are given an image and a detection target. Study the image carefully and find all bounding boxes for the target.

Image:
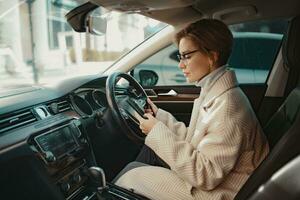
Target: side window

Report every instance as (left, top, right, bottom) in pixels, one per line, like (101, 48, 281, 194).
(132, 44, 186, 86)
(133, 19, 288, 87)
(228, 19, 288, 83)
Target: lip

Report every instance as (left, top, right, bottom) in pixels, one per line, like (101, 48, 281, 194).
(183, 72, 190, 76)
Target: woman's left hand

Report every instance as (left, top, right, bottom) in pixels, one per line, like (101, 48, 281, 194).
(136, 113, 159, 135)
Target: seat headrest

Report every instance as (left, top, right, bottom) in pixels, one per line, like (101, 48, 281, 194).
(285, 87, 300, 122)
(282, 15, 300, 70)
(264, 87, 300, 148)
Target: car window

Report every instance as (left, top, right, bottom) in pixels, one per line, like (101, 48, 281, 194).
(0, 0, 166, 91)
(132, 45, 182, 86)
(133, 19, 288, 86)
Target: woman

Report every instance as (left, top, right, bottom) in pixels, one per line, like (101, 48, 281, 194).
(114, 19, 269, 200)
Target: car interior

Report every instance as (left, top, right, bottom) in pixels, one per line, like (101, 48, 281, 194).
(1, 0, 300, 200)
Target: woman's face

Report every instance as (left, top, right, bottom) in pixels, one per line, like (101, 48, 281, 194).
(178, 37, 214, 83)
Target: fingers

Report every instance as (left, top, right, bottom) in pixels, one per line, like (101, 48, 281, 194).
(147, 98, 152, 105)
(147, 98, 155, 108)
(143, 113, 154, 119)
(145, 108, 152, 113)
(139, 123, 145, 132)
(137, 113, 152, 125)
(146, 111, 154, 116)
(144, 109, 154, 115)
(134, 112, 144, 123)
(138, 119, 147, 134)
(139, 113, 151, 132)
(147, 98, 157, 115)
(138, 113, 158, 135)
(140, 127, 147, 134)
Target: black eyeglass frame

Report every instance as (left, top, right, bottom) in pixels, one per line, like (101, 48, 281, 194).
(176, 47, 210, 62)
(177, 50, 199, 61)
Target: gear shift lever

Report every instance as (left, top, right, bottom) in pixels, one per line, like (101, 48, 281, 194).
(87, 167, 107, 192)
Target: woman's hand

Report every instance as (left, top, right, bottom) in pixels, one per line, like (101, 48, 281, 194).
(136, 113, 159, 135)
(145, 98, 158, 116)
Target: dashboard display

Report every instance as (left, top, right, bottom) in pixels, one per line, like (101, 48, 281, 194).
(92, 90, 108, 107)
(71, 95, 93, 116)
(35, 126, 78, 158)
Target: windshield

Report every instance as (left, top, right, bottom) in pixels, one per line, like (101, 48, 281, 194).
(0, 0, 166, 91)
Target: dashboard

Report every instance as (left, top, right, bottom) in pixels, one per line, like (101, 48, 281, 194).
(72, 88, 108, 117)
(0, 75, 144, 200)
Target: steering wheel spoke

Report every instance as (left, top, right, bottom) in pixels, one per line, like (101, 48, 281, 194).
(106, 72, 148, 144)
(125, 110, 140, 126)
(119, 108, 129, 119)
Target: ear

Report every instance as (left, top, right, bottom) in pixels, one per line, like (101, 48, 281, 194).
(208, 51, 219, 67)
(210, 51, 219, 63)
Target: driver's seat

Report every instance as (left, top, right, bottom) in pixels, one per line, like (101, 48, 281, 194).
(234, 15, 300, 200)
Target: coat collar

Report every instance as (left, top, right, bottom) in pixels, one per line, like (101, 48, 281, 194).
(195, 65, 228, 88)
(201, 69, 239, 110)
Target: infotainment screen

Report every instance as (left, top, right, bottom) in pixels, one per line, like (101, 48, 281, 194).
(35, 125, 78, 158)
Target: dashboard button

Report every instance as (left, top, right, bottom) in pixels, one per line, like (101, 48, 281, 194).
(73, 174, 82, 183)
(60, 182, 71, 192)
(45, 151, 56, 162)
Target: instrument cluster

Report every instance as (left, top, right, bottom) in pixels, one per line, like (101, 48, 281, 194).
(71, 88, 108, 117)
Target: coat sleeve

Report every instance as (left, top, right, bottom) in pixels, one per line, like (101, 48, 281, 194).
(145, 99, 244, 191)
(155, 108, 188, 141)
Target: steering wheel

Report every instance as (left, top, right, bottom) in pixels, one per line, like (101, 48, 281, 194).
(106, 72, 148, 144)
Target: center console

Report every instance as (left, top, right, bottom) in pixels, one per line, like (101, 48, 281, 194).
(34, 122, 83, 163)
(29, 115, 148, 200)
(29, 116, 95, 200)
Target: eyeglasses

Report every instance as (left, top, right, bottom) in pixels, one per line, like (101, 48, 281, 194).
(177, 49, 200, 64)
(177, 48, 210, 65)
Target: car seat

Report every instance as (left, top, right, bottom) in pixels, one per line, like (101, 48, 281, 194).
(234, 14, 300, 200)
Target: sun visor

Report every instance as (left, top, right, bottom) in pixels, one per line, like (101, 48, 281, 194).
(212, 6, 257, 23)
(89, 0, 194, 12)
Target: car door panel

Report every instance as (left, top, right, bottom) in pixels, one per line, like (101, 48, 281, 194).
(144, 83, 267, 126)
(145, 86, 200, 125)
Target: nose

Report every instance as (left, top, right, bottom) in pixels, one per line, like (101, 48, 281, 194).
(178, 60, 186, 69)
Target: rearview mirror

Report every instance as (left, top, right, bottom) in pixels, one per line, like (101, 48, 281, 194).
(66, 2, 98, 32)
(139, 70, 158, 87)
(87, 14, 107, 35)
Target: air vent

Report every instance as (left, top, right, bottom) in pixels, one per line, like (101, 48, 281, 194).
(57, 100, 72, 112)
(0, 109, 37, 134)
(48, 99, 72, 114)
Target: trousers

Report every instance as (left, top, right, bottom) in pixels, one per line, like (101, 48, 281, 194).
(113, 145, 170, 182)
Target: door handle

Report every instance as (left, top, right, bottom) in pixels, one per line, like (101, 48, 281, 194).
(158, 89, 178, 96)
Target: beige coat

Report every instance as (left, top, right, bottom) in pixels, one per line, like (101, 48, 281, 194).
(116, 69, 269, 200)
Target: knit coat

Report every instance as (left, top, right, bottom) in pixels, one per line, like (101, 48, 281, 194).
(116, 69, 269, 200)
